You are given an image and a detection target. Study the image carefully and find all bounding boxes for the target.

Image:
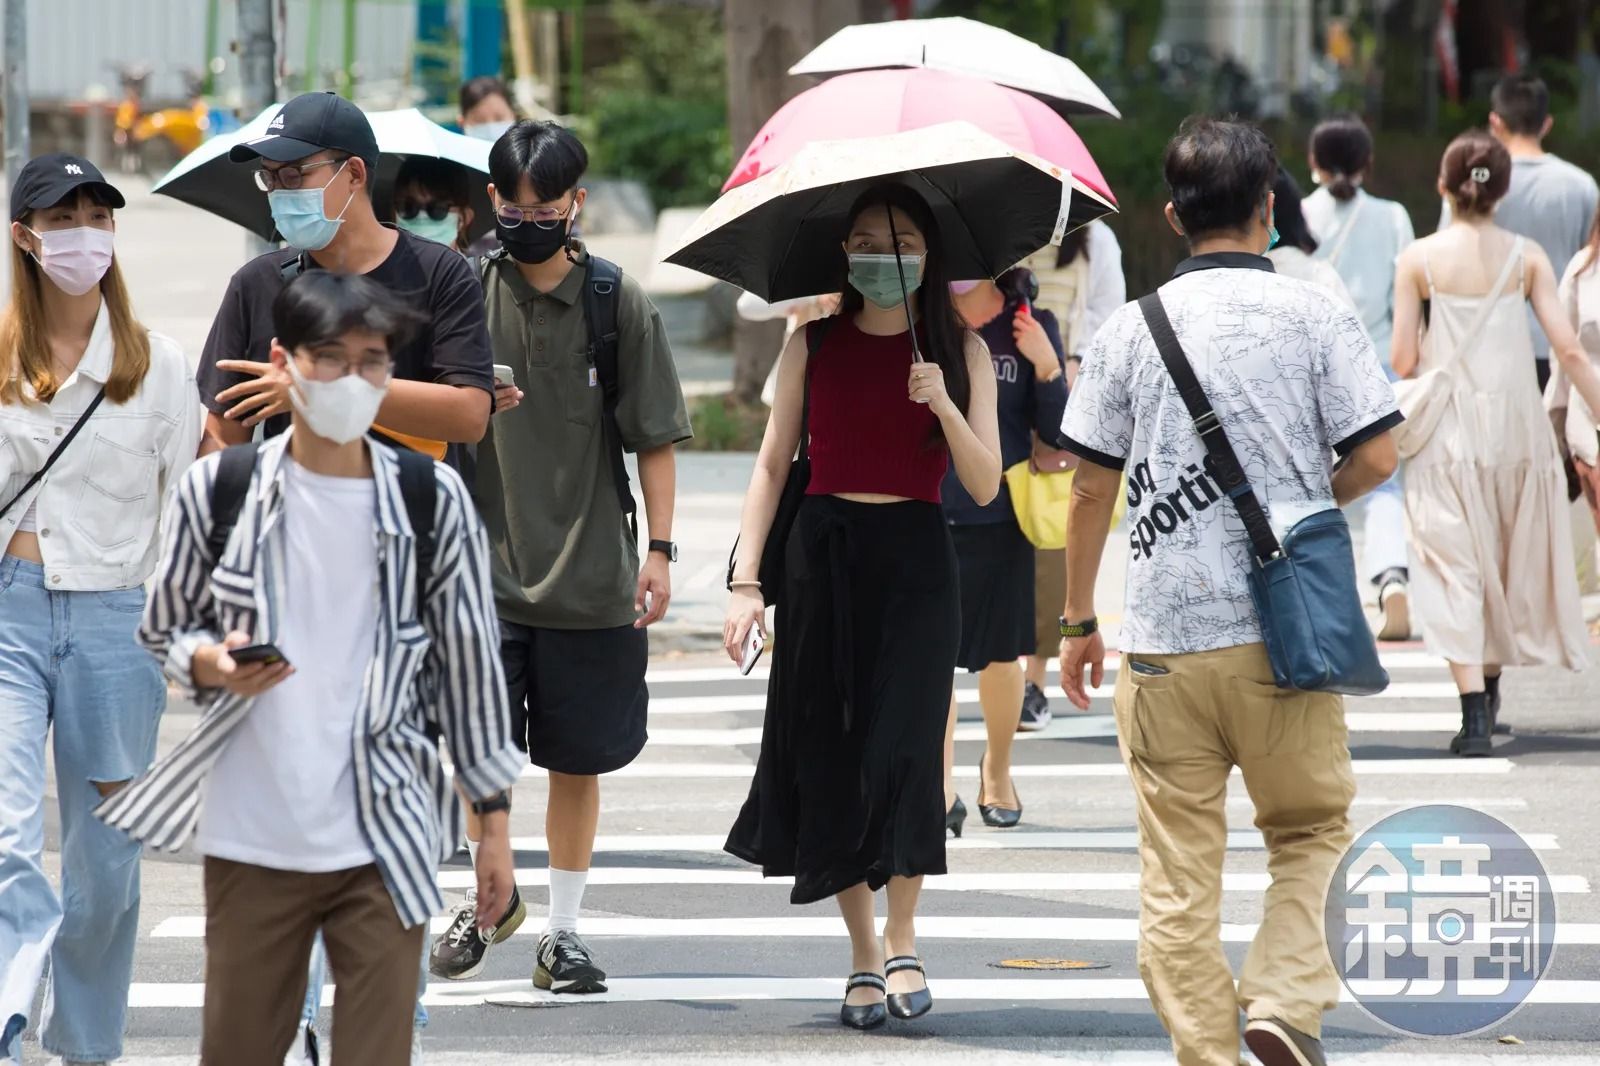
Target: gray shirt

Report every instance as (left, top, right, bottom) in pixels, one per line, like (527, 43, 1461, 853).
(1439, 154, 1599, 358)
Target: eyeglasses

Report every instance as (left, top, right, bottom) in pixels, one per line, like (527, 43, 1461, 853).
(395, 200, 456, 222)
(495, 197, 574, 231)
(300, 352, 394, 385)
(254, 158, 346, 193)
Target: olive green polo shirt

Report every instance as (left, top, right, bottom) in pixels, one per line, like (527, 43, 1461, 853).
(475, 244, 692, 629)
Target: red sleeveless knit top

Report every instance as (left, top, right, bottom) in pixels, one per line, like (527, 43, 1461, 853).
(804, 316, 948, 504)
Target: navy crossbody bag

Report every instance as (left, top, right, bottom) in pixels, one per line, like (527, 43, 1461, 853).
(1138, 293, 1389, 696)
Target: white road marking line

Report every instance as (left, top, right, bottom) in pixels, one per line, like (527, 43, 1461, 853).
(432, 866, 1591, 894)
(615, 710, 1472, 745)
(643, 686, 1463, 715)
(646, 651, 1452, 685)
(124, 975, 1600, 1008)
(513, 757, 1517, 780)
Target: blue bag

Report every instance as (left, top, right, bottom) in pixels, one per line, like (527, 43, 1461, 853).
(1138, 294, 1389, 696)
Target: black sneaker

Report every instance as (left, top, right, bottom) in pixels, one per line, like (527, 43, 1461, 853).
(534, 929, 608, 994)
(428, 886, 526, 981)
(1017, 682, 1053, 732)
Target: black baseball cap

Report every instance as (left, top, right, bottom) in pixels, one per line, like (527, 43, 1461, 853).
(230, 91, 380, 168)
(10, 153, 125, 222)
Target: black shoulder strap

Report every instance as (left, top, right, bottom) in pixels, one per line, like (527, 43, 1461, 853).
(0, 388, 106, 522)
(1136, 293, 1282, 564)
(206, 442, 263, 564)
(278, 252, 309, 283)
(582, 256, 636, 538)
(798, 316, 837, 468)
(394, 449, 437, 613)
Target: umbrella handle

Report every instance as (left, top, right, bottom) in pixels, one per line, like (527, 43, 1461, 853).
(888, 209, 927, 369)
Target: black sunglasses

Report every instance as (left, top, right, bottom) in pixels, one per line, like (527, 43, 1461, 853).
(395, 200, 456, 222)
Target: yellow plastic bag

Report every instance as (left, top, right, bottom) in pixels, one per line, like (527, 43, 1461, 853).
(1004, 460, 1126, 550)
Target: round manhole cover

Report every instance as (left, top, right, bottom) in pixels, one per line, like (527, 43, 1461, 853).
(989, 958, 1111, 971)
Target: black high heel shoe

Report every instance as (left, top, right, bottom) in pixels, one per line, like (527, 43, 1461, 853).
(840, 972, 887, 1030)
(945, 796, 968, 838)
(885, 956, 933, 1020)
(976, 755, 1022, 828)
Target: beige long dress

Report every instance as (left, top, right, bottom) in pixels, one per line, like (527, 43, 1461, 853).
(1407, 238, 1589, 667)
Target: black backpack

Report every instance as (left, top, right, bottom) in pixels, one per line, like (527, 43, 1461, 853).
(205, 441, 437, 614)
(476, 249, 636, 538)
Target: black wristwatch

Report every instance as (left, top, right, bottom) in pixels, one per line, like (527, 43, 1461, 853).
(1059, 615, 1099, 639)
(648, 539, 678, 562)
(470, 791, 512, 816)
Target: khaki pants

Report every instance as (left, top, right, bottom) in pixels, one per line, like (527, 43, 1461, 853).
(201, 858, 426, 1066)
(1033, 546, 1066, 657)
(1112, 642, 1356, 1066)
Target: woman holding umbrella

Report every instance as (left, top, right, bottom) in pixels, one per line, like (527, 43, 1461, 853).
(722, 182, 1000, 1029)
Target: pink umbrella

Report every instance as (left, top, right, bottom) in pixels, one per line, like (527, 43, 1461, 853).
(723, 67, 1115, 206)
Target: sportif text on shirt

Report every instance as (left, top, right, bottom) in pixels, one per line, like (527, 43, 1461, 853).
(1061, 254, 1400, 655)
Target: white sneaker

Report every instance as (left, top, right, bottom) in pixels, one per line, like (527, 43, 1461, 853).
(284, 1023, 320, 1066)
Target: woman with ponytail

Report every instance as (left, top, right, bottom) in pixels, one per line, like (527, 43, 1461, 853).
(1391, 131, 1600, 756)
(0, 154, 200, 1064)
(1303, 115, 1418, 640)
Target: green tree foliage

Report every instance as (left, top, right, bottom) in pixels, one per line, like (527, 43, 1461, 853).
(584, 1, 732, 209)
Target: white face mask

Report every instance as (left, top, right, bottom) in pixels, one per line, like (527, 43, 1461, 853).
(24, 225, 115, 296)
(464, 120, 514, 142)
(286, 357, 387, 445)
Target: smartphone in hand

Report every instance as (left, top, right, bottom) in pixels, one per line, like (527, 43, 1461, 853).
(229, 642, 289, 667)
(739, 625, 765, 676)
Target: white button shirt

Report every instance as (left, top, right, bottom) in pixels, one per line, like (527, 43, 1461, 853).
(0, 304, 202, 589)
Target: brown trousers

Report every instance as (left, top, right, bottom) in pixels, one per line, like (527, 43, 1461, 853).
(201, 858, 426, 1066)
(1112, 642, 1356, 1066)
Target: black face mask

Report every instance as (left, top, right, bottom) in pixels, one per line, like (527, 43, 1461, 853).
(498, 218, 570, 264)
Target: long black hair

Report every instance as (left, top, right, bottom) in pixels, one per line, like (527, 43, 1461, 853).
(1272, 171, 1318, 255)
(835, 182, 972, 440)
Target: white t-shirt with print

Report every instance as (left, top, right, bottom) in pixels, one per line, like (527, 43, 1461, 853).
(1061, 255, 1400, 655)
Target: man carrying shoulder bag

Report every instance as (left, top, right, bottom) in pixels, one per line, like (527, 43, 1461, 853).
(1056, 118, 1401, 1066)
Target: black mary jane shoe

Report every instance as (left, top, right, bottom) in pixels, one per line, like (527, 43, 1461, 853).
(945, 796, 968, 838)
(885, 955, 933, 1020)
(976, 756, 1023, 829)
(840, 972, 887, 1030)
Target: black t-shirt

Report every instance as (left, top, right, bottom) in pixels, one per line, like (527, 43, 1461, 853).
(196, 227, 494, 469)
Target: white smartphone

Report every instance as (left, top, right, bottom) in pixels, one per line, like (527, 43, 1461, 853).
(739, 625, 766, 676)
(493, 364, 516, 386)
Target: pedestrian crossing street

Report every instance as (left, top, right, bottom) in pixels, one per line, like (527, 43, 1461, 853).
(116, 646, 1600, 1060)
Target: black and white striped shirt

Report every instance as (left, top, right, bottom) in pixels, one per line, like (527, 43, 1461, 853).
(96, 433, 522, 927)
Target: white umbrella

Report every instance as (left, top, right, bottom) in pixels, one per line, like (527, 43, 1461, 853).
(152, 105, 494, 243)
(788, 17, 1120, 120)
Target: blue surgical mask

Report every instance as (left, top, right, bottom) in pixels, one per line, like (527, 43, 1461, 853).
(464, 120, 513, 142)
(398, 210, 461, 248)
(848, 253, 923, 310)
(1266, 224, 1281, 252)
(268, 161, 355, 251)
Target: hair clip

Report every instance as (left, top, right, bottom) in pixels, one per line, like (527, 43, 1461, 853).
(1470, 166, 1492, 184)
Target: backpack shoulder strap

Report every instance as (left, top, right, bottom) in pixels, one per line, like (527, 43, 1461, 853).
(582, 256, 636, 537)
(800, 317, 837, 461)
(394, 450, 437, 613)
(206, 442, 263, 564)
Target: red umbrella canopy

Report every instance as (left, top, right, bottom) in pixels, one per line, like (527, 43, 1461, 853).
(723, 67, 1115, 206)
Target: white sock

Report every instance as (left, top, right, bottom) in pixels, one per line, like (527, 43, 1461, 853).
(546, 867, 587, 933)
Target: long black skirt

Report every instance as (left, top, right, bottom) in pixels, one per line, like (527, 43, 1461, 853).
(725, 495, 960, 905)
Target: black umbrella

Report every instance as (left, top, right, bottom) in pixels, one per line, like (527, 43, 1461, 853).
(664, 122, 1114, 303)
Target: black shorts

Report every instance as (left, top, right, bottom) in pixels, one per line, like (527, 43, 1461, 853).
(501, 621, 649, 776)
(951, 520, 1036, 672)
